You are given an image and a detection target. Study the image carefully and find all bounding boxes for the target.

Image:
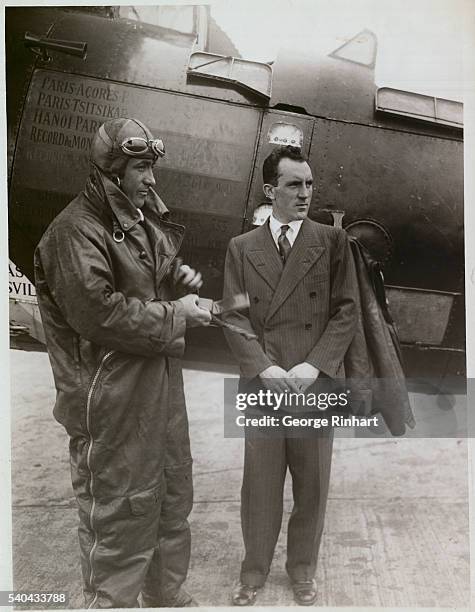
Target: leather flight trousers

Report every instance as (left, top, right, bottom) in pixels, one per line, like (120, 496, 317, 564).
(71, 409, 193, 608)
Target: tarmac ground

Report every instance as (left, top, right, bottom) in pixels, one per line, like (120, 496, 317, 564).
(9, 349, 470, 609)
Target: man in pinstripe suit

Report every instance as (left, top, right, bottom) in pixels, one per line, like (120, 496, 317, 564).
(223, 146, 357, 606)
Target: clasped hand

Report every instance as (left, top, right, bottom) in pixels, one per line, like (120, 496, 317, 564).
(259, 362, 320, 393)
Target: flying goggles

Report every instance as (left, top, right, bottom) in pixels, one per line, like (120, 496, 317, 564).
(120, 136, 165, 159)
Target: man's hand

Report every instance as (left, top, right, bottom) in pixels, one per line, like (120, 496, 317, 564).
(259, 365, 300, 393)
(178, 294, 212, 328)
(170, 258, 203, 296)
(287, 362, 320, 392)
(175, 264, 203, 294)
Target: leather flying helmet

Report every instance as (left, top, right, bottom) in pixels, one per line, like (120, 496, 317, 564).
(90, 117, 165, 178)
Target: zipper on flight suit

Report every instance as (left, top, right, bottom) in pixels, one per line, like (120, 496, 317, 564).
(85, 350, 115, 608)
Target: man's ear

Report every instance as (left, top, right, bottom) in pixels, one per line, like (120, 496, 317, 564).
(263, 183, 275, 200)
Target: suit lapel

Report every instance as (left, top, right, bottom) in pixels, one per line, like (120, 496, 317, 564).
(246, 222, 283, 291)
(266, 218, 325, 321)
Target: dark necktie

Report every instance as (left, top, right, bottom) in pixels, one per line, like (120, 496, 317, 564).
(278, 224, 292, 264)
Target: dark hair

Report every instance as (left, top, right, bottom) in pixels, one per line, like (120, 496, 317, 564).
(262, 146, 308, 186)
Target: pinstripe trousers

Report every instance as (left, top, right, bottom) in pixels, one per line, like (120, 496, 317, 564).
(240, 427, 334, 586)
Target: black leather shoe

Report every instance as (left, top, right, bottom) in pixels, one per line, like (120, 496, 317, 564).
(292, 579, 317, 606)
(142, 589, 198, 607)
(231, 583, 259, 606)
(167, 590, 198, 607)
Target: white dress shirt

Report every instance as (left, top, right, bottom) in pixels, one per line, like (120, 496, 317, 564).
(268, 214, 303, 248)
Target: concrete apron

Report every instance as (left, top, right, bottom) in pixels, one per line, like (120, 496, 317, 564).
(9, 350, 470, 608)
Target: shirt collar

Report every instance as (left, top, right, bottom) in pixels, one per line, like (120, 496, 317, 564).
(269, 214, 303, 237)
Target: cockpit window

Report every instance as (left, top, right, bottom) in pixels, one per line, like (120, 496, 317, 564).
(117, 5, 209, 51)
(118, 5, 195, 33)
(187, 52, 272, 100)
(328, 29, 377, 68)
(376, 87, 463, 128)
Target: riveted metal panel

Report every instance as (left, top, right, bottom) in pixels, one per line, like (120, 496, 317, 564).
(309, 119, 463, 293)
(270, 40, 462, 139)
(10, 70, 262, 291)
(271, 44, 377, 124)
(46, 12, 262, 106)
(386, 286, 458, 346)
(245, 110, 315, 226)
(308, 118, 464, 349)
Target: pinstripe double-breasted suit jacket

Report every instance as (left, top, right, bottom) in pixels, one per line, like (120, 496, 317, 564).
(223, 217, 358, 380)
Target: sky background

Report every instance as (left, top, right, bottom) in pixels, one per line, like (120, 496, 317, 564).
(211, 0, 472, 102)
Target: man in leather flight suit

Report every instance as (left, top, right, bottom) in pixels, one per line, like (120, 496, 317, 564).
(223, 146, 357, 606)
(34, 118, 211, 608)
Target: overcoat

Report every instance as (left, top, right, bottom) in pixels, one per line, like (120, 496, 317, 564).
(34, 166, 192, 607)
(344, 237, 415, 435)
